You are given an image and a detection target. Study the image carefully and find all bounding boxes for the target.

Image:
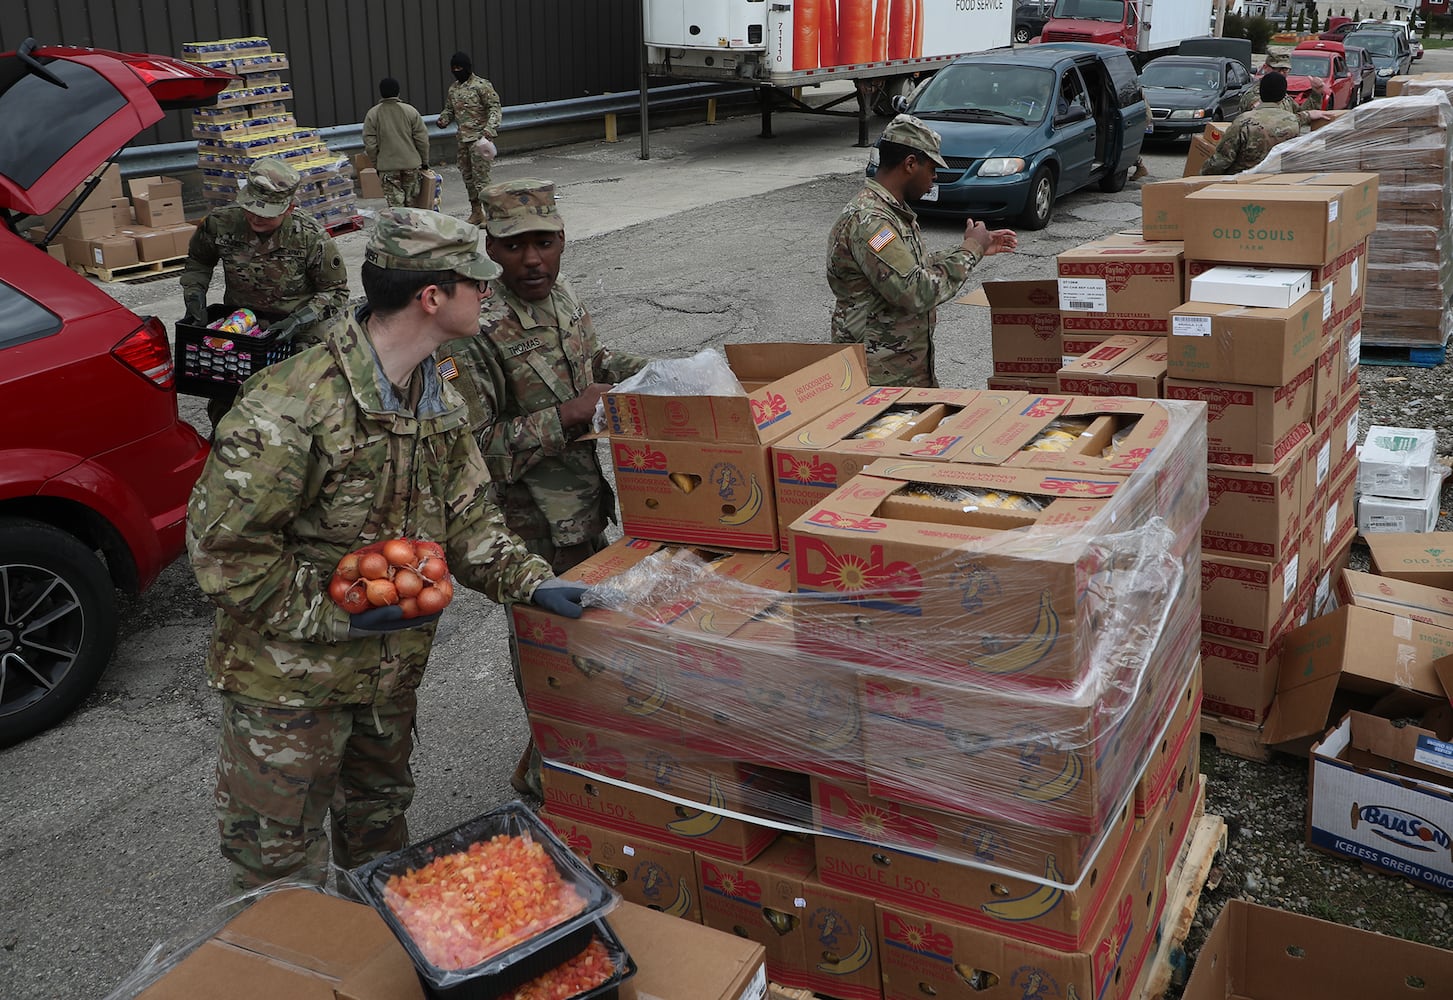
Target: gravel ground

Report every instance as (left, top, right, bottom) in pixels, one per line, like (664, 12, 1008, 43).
(1170, 366, 1453, 996)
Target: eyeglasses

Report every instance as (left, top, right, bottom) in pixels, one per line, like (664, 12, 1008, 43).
(416, 277, 490, 300)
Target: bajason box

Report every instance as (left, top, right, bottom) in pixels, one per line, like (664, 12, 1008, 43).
(1168, 291, 1323, 386)
(1056, 236, 1185, 336)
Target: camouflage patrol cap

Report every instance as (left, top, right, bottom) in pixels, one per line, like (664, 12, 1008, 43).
(364, 207, 502, 279)
(483, 178, 565, 237)
(880, 114, 949, 169)
(235, 157, 300, 218)
(1267, 54, 1291, 71)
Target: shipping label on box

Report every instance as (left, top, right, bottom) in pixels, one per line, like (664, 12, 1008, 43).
(1056, 237, 1185, 335)
(1164, 367, 1313, 467)
(539, 812, 702, 922)
(1204, 436, 1306, 560)
(1169, 293, 1322, 387)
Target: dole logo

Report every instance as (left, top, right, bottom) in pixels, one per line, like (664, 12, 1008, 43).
(534, 725, 629, 779)
(1242, 203, 1266, 225)
(806, 509, 889, 533)
(752, 391, 790, 428)
(882, 912, 954, 959)
(817, 781, 938, 848)
(700, 860, 763, 901)
(550, 823, 594, 855)
(795, 536, 924, 605)
(1023, 396, 1069, 419)
(859, 388, 901, 406)
(1350, 803, 1453, 856)
(777, 452, 837, 486)
(614, 442, 668, 472)
(513, 610, 569, 649)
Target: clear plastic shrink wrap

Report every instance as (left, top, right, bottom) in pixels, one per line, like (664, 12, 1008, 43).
(516, 399, 1210, 893)
(1247, 91, 1453, 345)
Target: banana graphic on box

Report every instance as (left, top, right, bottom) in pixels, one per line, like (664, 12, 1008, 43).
(839, 357, 855, 392)
(719, 474, 764, 526)
(623, 663, 669, 716)
(980, 855, 1066, 922)
(666, 774, 728, 837)
(970, 589, 1060, 676)
(661, 880, 694, 918)
(817, 925, 874, 975)
(1017, 749, 1084, 803)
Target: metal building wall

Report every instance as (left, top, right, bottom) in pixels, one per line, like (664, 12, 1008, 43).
(2, 1, 641, 145)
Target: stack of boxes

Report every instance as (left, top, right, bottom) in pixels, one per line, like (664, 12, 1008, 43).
(182, 37, 357, 230)
(25, 166, 194, 273)
(1356, 426, 1446, 535)
(521, 341, 1210, 1000)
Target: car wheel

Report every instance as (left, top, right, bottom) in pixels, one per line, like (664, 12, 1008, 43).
(0, 518, 118, 747)
(1015, 25, 1032, 43)
(1100, 162, 1132, 193)
(1018, 167, 1055, 230)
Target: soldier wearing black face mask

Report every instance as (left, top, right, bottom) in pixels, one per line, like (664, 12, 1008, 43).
(437, 50, 502, 226)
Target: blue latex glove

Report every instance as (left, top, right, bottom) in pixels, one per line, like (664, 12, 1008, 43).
(531, 577, 588, 619)
(348, 605, 441, 637)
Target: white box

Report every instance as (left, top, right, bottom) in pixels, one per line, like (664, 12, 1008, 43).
(1359, 425, 1440, 500)
(1357, 467, 1445, 534)
(1309, 712, 1453, 892)
(1189, 266, 1314, 309)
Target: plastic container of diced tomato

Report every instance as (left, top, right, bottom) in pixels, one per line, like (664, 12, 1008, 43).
(492, 918, 637, 1000)
(347, 801, 620, 998)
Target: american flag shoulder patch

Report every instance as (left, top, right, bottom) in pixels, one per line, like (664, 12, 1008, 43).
(437, 356, 459, 381)
(868, 226, 898, 253)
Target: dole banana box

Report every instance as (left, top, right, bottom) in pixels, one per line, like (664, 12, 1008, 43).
(1133, 664, 1203, 821)
(786, 463, 1145, 685)
(1168, 292, 1323, 388)
(1181, 179, 1378, 268)
(1056, 236, 1185, 336)
(876, 810, 1164, 1000)
(613, 436, 779, 550)
(1163, 367, 1314, 467)
(771, 387, 1023, 545)
(539, 812, 703, 923)
(534, 715, 778, 864)
(858, 570, 1202, 834)
(696, 838, 883, 1000)
(1203, 435, 1307, 561)
(1056, 335, 1165, 398)
(605, 343, 868, 443)
(668, 553, 866, 783)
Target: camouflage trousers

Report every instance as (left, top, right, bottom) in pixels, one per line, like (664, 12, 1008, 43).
(215, 690, 417, 891)
(380, 168, 422, 208)
(457, 138, 494, 202)
(831, 327, 937, 388)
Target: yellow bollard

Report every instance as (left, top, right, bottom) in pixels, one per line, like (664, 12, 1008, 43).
(707, 97, 717, 124)
(605, 112, 619, 143)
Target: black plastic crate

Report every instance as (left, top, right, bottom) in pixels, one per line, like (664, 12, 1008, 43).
(173, 317, 296, 398)
(348, 802, 620, 999)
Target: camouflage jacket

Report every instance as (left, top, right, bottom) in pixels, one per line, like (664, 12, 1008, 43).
(179, 207, 350, 347)
(437, 74, 502, 142)
(826, 179, 981, 387)
(440, 279, 647, 545)
(1236, 82, 1319, 123)
(363, 97, 430, 173)
(1200, 105, 1301, 175)
(186, 307, 552, 708)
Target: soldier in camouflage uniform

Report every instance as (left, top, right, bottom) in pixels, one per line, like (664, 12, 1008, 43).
(1202, 73, 1302, 175)
(363, 77, 431, 207)
(1236, 54, 1325, 120)
(187, 207, 588, 890)
(437, 51, 502, 226)
(180, 157, 351, 429)
(828, 115, 1018, 387)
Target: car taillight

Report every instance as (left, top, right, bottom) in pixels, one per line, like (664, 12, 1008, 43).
(112, 316, 176, 389)
(123, 56, 233, 105)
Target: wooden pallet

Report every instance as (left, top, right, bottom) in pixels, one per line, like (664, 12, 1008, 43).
(1359, 339, 1450, 369)
(77, 254, 187, 283)
(1136, 797, 1228, 999)
(1200, 713, 1275, 763)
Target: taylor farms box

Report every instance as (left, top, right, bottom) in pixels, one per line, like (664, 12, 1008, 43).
(1328, 388, 1360, 482)
(1365, 532, 1453, 591)
(1164, 369, 1313, 467)
(1358, 425, 1441, 500)
(1056, 236, 1185, 335)
(1336, 569, 1453, 629)
(1202, 437, 1306, 559)
(1309, 711, 1453, 893)
(539, 812, 702, 922)
(1167, 292, 1323, 386)
(979, 280, 1064, 374)
(1200, 539, 1305, 647)
(1200, 633, 1287, 725)
(1189, 265, 1313, 309)
(1056, 335, 1165, 398)
(1141, 176, 1227, 240)
(1181, 177, 1378, 267)
(986, 374, 1060, 393)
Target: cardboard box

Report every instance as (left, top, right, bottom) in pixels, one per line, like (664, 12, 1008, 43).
(1328, 387, 1359, 483)
(410, 168, 443, 211)
(538, 812, 702, 923)
(985, 374, 1060, 393)
(1358, 481, 1444, 535)
(606, 343, 868, 444)
(1164, 368, 1313, 467)
(1056, 236, 1185, 336)
(84, 234, 140, 269)
(1182, 898, 1453, 999)
(1141, 176, 1226, 240)
(1200, 539, 1305, 647)
(611, 900, 769, 1000)
(1056, 335, 1166, 398)
(1319, 460, 1359, 565)
(1203, 437, 1306, 560)
(135, 195, 185, 228)
(1189, 265, 1313, 309)
(1265, 605, 1453, 744)
(1201, 632, 1288, 725)
(130, 888, 423, 1000)
(1336, 569, 1453, 630)
(356, 166, 385, 200)
(120, 225, 177, 262)
(1181, 180, 1378, 267)
(1168, 292, 1323, 386)
(160, 222, 197, 258)
(1309, 711, 1453, 893)
(1365, 532, 1453, 591)
(1183, 126, 1228, 178)
(972, 280, 1063, 374)
(613, 438, 782, 549)
(58, 206, 114, 240)
(111, 196, 133, 228)
(1358, 425, 1441, 500)
(129, 175, 184, 200)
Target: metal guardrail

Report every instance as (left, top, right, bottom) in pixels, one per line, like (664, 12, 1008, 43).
(115, 82, 754, 178)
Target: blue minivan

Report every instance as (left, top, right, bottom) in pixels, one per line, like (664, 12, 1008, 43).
(872, 43, 1148, 230)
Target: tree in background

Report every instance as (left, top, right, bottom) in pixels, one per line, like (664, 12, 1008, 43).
(1297, 10, 1306, 31)
(1285, 6, 1296, 30)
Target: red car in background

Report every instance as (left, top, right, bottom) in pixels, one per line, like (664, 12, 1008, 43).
(0, 40, 231, 745)
(1289, 39, 1358, 109)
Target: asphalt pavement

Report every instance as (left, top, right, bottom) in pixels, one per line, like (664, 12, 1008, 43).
(0, 80, 1314, 998)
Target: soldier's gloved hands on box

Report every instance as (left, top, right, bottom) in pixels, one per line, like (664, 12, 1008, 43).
(269, 305, 320, 344)
(348, 605, 442, 637)
(182, 288, 208, 326)
(531, 577, 588, 619)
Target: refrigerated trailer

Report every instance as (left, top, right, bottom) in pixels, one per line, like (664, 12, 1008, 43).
(639, 0, 1014, 146)
(1039, 0, 1214, 67)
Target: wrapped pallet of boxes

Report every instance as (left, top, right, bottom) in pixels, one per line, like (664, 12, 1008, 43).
(519, 387, 1212, 999)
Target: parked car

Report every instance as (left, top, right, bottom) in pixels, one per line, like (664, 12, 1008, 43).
(1344, 27, 1413, 95)
(1319, 17, 1356, 40)
(0, 39, 231, 746)
(1342, 43, 1377, 106)
(874, 42, 1148, 230)
(1286, 41, 1357, 109)
(1412, 35, 1425, 61)
(1140, 54, 1249, 140)
(1015, 0, 1055, 44)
